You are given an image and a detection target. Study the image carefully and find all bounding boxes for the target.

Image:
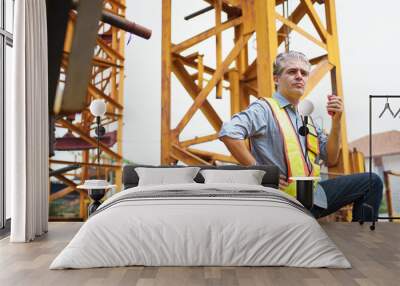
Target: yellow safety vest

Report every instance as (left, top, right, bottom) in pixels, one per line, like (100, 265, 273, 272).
(262, 98, 321, 197)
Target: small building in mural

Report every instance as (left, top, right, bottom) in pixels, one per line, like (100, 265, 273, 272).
(350, 130, 400, 215)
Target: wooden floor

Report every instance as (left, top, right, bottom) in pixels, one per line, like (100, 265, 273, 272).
(0, 222, 399, 286)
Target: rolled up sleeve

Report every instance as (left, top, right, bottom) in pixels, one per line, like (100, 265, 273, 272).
(316, 125, 328, 163)
(219, 101, 268, 140)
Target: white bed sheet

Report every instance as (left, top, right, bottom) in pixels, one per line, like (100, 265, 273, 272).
(50, 183, 351, 269)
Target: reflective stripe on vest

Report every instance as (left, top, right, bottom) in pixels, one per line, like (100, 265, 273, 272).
(306, 118, 321, 194)
(263, 98, 320, 197)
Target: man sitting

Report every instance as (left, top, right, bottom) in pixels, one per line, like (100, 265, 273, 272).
(219, 51, 383, 221)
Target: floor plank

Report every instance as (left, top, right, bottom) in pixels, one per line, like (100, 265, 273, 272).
(0, 222, 399, 286)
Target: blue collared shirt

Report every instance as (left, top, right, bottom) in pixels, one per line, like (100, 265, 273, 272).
(219, 92, 328, 208)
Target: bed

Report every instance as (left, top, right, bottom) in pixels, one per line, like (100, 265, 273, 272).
(50, 164, 351, 269)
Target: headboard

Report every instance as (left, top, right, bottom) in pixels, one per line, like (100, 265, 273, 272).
(122, 164, 280, 190)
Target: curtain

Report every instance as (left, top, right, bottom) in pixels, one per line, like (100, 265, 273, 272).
(7, 0, 49, 242)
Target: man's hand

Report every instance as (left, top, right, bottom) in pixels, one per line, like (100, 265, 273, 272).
(326, 95, 343, 167)
(327, 94, 344, 122)
(279, 174, 289, 190)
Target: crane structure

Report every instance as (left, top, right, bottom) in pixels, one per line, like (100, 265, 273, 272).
(49, 0, 127, 220)
(161, 0, 365, 221)
(161, 0, 361, 170)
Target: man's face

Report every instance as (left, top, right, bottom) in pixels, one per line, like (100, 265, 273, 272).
(274, 59, 310, 103)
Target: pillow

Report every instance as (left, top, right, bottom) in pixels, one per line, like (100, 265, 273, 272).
(122, 164, 280, 190)
(135, 167, 200, 186)
(200, 169, 266, 185)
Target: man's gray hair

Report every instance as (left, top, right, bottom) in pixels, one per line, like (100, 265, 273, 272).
(273, 51, 311, 76)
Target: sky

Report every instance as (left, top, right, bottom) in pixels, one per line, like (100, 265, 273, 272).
(122, 0, 400, 165)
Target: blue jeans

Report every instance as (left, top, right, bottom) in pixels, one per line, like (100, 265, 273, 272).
(310, 173, 383, 221)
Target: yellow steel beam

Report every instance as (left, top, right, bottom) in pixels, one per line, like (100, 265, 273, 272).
(303, 56, 333, 97)
(244, 0, 312, 81)
(197, 54, 204, 89)
(187, 148, 239, 164)
(115, 0, 126, 192)
(302, 0, 327, 43)
(162, 0, 350, 182)
(50, 159, 121, 169)
(88, 83, 124, 110)
(171, 144, 211, 165)
(54, 173, 77, 188)
(275, 12, 327, 50)
(325, 0, 350, 174)
(174, 53, 230, 81)
(171, 60, 223, 132)
(229, 68, 241, 115)
(240, 0, 255, 35)
(97, 37, 124, 61)
(58, 118, 122, 160)
(175, 34, 251, 134)
(51, 0, 127, 221)
(172, 17, 242, 53)
(161, 0, 172, 164)
(215, 0, 223, 99)
(49, 186, 81, 202)
(254, 0, 277, 98)
(180, 133, 220, 147)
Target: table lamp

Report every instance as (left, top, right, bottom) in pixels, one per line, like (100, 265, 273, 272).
(78, 99, 111, 216)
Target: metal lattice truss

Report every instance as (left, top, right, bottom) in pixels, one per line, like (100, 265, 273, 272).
(49, 0, 126, 219)
(162, 0, 352, 174)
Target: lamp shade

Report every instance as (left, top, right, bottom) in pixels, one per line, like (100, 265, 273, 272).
(298, 99, 314, 116)
(89, 100, 106, 117)
(77, 180, 116, 190)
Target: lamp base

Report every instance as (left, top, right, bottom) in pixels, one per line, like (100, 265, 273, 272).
(296, 180, 314, 210)
(87, 188, 106, 216)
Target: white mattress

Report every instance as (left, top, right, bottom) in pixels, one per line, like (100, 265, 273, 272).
(50, 183, 351, 269)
